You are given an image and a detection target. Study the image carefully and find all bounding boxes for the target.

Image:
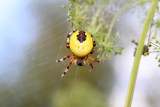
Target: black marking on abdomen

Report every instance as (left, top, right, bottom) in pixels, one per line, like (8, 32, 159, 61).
(77, 31, 86, 43)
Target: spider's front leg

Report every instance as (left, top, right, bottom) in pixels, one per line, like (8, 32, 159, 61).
(61, 58, 75, 77)
(89, 49, 94, 54)
(93, 41, 96, 47)
(91, 35, 96, 47)
(66, 30, 77, 49)
(66, 34, 70, 49)
(89, 35, 96, 54)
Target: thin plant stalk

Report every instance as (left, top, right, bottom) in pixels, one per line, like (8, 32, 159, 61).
(104, 0, 148, 43)
(125, 0, 159, 107)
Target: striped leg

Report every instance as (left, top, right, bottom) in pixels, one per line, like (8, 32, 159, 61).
(61, 58, 75, 77)
(66, 34, 70, 49)
(93, 41, 96, 47)
(86, 56, 101, 63)
(66, 30, 77, 49)
(56, 55, 74, 62)
(84, 58, 93, 72)
(90, 50, 94, 54)
(91, 35, 96, 47)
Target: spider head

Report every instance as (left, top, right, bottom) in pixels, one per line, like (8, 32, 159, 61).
(76, 58, 85, 66)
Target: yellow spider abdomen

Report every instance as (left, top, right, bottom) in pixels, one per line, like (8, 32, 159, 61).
(69, 31, 93, 57)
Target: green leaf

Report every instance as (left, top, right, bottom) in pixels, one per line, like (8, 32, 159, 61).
(144, 52, 149, 56)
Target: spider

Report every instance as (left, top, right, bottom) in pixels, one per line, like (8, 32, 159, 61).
(56, 30, 100, 77)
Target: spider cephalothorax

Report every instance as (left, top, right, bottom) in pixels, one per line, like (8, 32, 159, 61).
(56, 30, 100, 77)
(76, 57, 85, 66)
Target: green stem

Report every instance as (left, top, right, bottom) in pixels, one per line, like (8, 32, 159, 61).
(125, 0, 158, 107)
(104, 0, 148, 43)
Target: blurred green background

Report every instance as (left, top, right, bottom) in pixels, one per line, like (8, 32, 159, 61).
(0, 0, 160, 107)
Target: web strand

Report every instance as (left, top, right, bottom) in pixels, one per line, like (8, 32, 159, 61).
(67, 68, 79, 107)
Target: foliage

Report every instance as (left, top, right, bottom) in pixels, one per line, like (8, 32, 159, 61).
(64, 0, 124, 61)
(125, 0, 159, 106)
(146, 40, 160, 67)
(145, 7, 160, 67)
(63, 0, 160, 107)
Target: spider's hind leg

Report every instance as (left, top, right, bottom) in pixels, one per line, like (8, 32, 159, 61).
(56, 55, 74, 62)
(84, 58, 93, 72)
(61, 58, 75, 77)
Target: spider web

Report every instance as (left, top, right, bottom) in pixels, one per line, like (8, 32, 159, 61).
(0, 0, 77, 106)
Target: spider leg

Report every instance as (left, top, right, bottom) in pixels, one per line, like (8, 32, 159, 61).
(66, 30, 77, 49)
(93, 41, 96, 47)
(61, 58, 75, 77)
(66, 34, 70, 49)
(86, 56, 101, 63)
(73, 29, 77, 33)
(90, 35, 95, 54)
(91, 35, 96, 47)
(90, 49, 94, 54)
(56, 55, 74, 62)
(84, 58, 93, 72)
